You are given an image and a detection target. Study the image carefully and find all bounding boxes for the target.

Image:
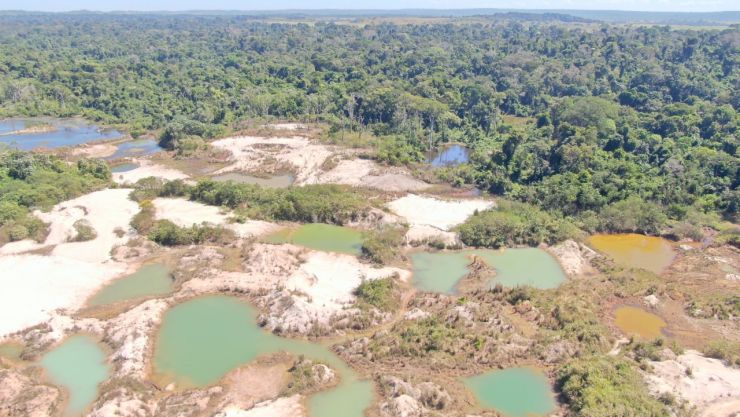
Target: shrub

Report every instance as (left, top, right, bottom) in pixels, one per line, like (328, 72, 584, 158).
(148, 219, 234, 246)
(558, 356, 669, 417)
(704, 340, 740, 366)
(355, 278, 398, 311)
(71, 219, 97, 242)
(361, 226, 405, 264)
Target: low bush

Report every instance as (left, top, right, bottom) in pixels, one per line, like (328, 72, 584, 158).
(361, 226, 405, 264)
(355, 278, 398, 311)
(558, 356, 669, 417)
(148, 219, 235, 246)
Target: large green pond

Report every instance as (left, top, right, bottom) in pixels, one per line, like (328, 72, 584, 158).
(87, 263, 173, 307)
(153, 295, 372, 417)
(464, 367, 557, 417)
(411, 248, 566, 294)
(264, 223, 364, 255)
(588, 233, 674, 273)
(41, 335, 110, 417)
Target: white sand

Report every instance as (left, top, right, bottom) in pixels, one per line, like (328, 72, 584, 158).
(153, 198, 279, 238)
(0, 189, 139, 338)
(645, 350, 740, 416)
(387, 194, 494, 231)
(216, 395, 305, 417)
(72, 142, 118, 158)
(44, 189, 138, 263)
(1, 189, 138, 263)
(314, 159, 429, 192)
(212, 136, 332, 184)
(0, 255, 126, 337)
(181, 244, 410, 333)
(113, 160, 189, 185)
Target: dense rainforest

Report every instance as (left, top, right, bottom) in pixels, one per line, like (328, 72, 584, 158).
(0, 14, 737, 230)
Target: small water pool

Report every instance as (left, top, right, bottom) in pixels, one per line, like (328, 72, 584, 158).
(410, 248, 566, 294)
(41, 335, 110, 417)
(110, 162, 140, 173)
(105, 138, 164, 160)
(614, 306, 666, 339)
(264, 223, 364, 255)
(87, 263, 173, 307)
(0, 118, 123, 151)
(427, 144, 470, 167)
(463, 367, 556, 417)
(588, 234, 674, 274)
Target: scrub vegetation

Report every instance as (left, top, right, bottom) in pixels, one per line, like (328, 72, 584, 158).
(0, 150, 110, 244)
(131, 178, 370, 225)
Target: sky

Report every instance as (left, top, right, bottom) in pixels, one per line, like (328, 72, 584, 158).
(0, 0, 736, 12)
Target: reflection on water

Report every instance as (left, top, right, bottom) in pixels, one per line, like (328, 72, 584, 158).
(0, 118, 123, 150)
(427, 144, 470, 167)
(106, 138, 163, 160)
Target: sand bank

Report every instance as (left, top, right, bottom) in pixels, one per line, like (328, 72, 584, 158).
(645, 350, 740, 416)
(152, 198, 278, 238)
(0, 255, 126, 337)
(113, 160, 190, 185)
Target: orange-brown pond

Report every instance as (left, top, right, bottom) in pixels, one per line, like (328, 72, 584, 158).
(588, 233, 675, 273)
(614, 306, 667, 339)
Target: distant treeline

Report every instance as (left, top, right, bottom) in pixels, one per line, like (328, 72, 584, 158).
(0, 14, 736, 227)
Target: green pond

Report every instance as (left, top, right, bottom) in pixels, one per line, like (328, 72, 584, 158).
(211, 172, 295, 188)
(464, 367, 557, 417)
(87, 263, 173, 307)
(41, 335, 110, 417)
(264, 223, 364, 255)
(588, 233, 674, 274)
(411, 248, 566, 294)
(153, 295, 372, 417)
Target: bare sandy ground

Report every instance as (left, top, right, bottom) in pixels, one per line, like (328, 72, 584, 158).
(313, 159, 429, 192)
(0, 255, 126, 337)
(152, 198, 279, 238)
(645, 350, 740, 416)
(547, 240, 598, 277)
(387, 194, 494, 245)
(113, 160, 190, 185)
(0, 189, 140, 338)
(72, 142, 118, 158)
(216, 395, 305, 417)
(211, 136, 331, 184)
(212, 135, 428, 192)
(0, 188, 138, 263)
(182, 243, 411, 333)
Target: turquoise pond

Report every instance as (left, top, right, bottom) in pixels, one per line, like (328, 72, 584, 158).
(41, 335, 110, 417)
(411, 248, 566, 294)
(464, 367, 557, 417)
(0, 118, 123, 150)
(153, 295, 372, 417)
